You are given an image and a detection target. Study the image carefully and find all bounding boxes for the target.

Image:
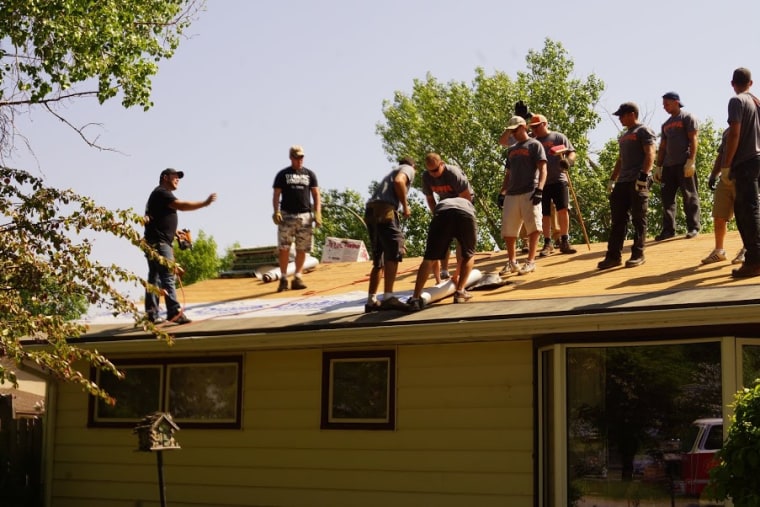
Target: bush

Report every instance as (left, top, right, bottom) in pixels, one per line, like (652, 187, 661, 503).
(707, 379, 760, 506)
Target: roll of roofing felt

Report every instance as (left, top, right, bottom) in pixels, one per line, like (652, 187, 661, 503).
(259, 255, 320, 282)
(421, 269, 482, 304)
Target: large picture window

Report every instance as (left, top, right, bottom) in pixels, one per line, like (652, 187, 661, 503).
(89, 356, 242, 429)
(321, 350, 396, 430)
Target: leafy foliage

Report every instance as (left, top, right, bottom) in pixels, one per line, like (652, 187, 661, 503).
(0, 2, 202, 399)
(708, 379, 760, 505)
(0, 167, 172, 400)
(377, 38, 604, 248)
(174, 229, 221, 285)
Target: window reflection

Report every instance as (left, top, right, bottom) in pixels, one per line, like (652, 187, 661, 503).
(566, 343, 722, 506)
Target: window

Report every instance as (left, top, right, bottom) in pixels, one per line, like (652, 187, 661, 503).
(321, 350, 396, 430)
(89, 356, 242, 429)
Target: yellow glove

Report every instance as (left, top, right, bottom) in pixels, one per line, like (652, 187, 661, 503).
(684, 158, 696, 178)
(314, 210, 323, 227)
(653, 165, 662, 183)
(272, 211, 283, 225)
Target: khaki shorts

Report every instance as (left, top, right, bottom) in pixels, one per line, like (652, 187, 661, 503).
(713, 177, 736, 221)
(502, 192, 542, 238)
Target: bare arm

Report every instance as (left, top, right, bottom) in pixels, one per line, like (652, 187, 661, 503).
(656, 138, 666, 166)
(458, 188, 473, 202)
(272, 188, 282, 213)
(642, 143, 656, 174)
(724, 122, 741, 168)
(687, 129, 698, 160)
(393, 171, 411, 218)
(610, 156, 622, 181)
(425, 194, 437, 213)
(310, 187, 321, 214)
(536, 161, 547, 190)
(170, 193, 216, 211)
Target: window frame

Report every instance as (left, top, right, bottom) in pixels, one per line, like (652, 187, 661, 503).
(88, 355, 243, 429)
(320, 349, 396, 430)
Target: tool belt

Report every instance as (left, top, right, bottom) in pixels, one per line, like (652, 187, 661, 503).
(365, 201, 397, 224)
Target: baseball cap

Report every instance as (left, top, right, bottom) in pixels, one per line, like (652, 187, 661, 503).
(160, 168, 184, 179)
(662, 91, 684, 107)
(289, 145, 305, 157)
(529, 114, 548, 126)
(503, 116, 527, 130)
(613, 102, 639, 116)
(732, 67, 752, 86)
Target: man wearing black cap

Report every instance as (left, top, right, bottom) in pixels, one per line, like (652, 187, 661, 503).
(722, 67, 760, 278)
(654, 91, 701, 240)
(598, 102, 656, 270)
(144, 168, 217, 324)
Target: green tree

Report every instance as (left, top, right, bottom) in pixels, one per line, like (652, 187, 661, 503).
(376, 38, 604, 248)
(708, 379, 760, 505)
(313, 188, 369, 260)
(219, 241, 241, 273)
(0, 2, 203, 400)
(174, 229, 221, 285)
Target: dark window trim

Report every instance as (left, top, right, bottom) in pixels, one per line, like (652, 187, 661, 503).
(88, 355, 243, 429)
(320, 349, 396, 430)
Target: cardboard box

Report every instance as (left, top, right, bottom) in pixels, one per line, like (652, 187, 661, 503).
(321, 237, 369, 263)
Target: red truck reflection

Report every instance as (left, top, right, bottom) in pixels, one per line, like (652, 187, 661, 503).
(679, 417, 723, 497)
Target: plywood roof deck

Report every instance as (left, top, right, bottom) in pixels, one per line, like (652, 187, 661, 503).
(183, 230, 756, 306)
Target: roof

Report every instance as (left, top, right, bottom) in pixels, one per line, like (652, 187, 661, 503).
(78, 230, 760, 347)
(0, 389, 45, 418)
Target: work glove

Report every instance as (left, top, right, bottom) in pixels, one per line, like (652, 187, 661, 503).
(497, 193, 505, 209)
(607, 180, 615, 194)
(272, 211, 283, 225)
(558, 159, 570, 172)
(708, 175, 718, 192)
(314, 210, 323, 227)
(514, 100, 531, 121)
(635, 171, 649, 193)
(531, 188, 543, 206)
(684, 158, 696, 178)
(653, 164, 662, 183)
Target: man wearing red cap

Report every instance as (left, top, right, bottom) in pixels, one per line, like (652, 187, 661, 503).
(528, 113, 578, 256)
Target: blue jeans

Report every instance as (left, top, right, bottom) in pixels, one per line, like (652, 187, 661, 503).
(733, 156, 760, 265)
(145, 242, 181, 319)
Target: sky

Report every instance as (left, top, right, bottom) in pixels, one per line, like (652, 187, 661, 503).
(7, 0, 760, 295)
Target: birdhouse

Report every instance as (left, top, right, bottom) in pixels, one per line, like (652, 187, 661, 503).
(134, 412, 181, 452)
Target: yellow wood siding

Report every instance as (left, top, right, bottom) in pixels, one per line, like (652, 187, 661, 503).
(50, 341, 533, 506)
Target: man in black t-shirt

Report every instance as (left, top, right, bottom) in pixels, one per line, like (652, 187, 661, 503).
(144, 168, 216, 324)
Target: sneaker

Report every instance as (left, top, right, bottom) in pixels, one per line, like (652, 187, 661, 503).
(538, 242, 555, 257)
(732, 248, 747, 265)
(518, 261, 536, 275)
(732, 263, 760, 278)
(364, 300, 382, 313)
(453, 290, 473, 303)
(701, 249, 727, 265)
(379, 296, 409, 311)
(291, 277, 307, 290)
(655, 231, 675, 241)
(625, 256, 646, 268)
(597, 257, 622, 270)
(407, 297, 425, 312)
(277, 278, 289, 292)
(559, 239, 577, 254)
(440, 270, 451, 280)
(147, 314, 165, 325)
(685, 229, 699, 239)
(499, 260, 520, 276)
(171, 313, 192, 325)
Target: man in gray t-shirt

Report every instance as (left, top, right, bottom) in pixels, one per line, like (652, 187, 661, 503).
(654, 91, 701, 240)
(598, 102, 656, 270)
(722, 67, 760, 277)
(363, 157, 416, 312)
